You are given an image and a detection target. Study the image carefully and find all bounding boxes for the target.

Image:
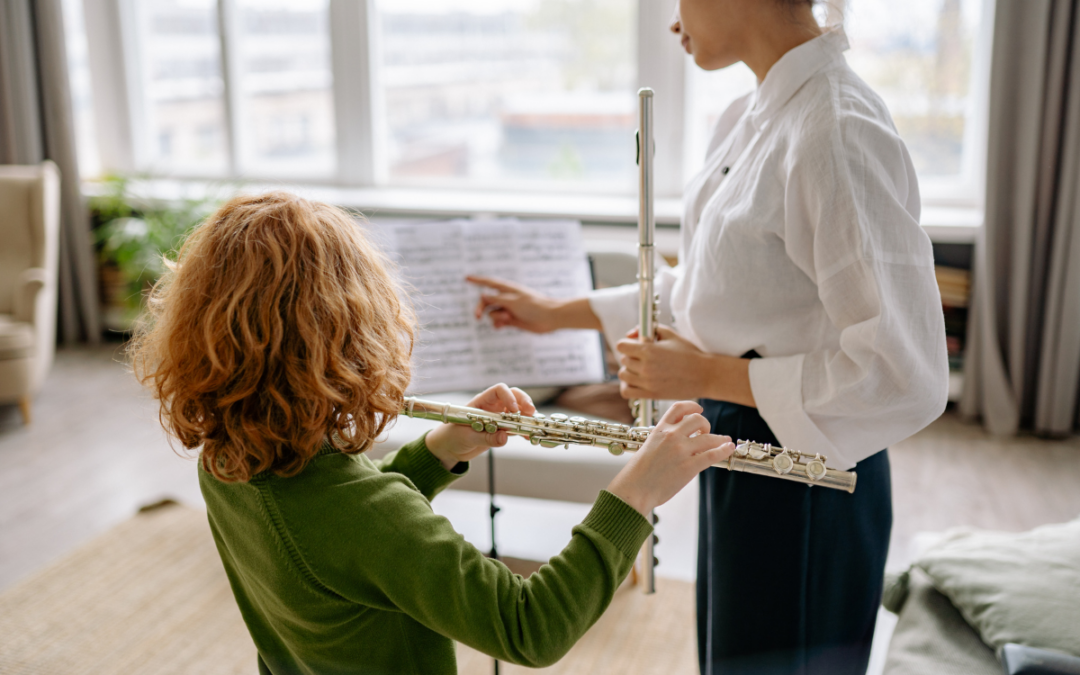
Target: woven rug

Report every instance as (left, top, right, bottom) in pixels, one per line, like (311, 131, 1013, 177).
(0, 502, 697, 674)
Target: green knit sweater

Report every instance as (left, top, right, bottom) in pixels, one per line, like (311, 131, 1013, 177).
(199, 434, 652, 675)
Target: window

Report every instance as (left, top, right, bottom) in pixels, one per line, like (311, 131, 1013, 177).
(684, 0, 989, 206)
(845, 0, 988, 204)
(230, 0, 336, 176)
(68, 0, 992, 208)
(376, 0, 636, 192)
(136, 0, 230, 175)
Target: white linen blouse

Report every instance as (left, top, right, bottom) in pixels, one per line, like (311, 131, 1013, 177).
(589, 28, 949, 470)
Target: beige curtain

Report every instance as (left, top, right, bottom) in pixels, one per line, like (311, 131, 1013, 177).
(961, 0, 1080, 435)
(0, 0, 100, 344)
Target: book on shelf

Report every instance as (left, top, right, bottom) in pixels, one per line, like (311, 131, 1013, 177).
(935, 265, 971, 308)
(935, 265, 971, 372)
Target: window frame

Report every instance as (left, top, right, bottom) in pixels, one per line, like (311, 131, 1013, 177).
(79, 0, 992, 210)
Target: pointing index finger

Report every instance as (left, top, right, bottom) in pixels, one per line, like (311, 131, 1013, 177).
(466, 276, 518, 293)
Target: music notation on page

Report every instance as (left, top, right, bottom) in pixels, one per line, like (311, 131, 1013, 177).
(363, 217, 606, 394)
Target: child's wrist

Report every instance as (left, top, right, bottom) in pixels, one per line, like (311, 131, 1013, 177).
(422, 426, 461, 470)
(605, 475, 653, 518)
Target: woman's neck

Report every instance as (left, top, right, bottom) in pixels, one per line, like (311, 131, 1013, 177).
(741, 7, 824, 83)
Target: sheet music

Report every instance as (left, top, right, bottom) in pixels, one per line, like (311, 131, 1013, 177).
(366, 218, 606, 394)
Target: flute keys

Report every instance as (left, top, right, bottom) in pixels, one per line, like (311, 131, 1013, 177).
(485, 422, 498, 434)
(608, 442, 626, 456)
(735, 441, 751, 457)
(772, 452, 794, 475)
(549, 413, 568, 422)
(471, 421, 485, 432)
(806, 456, 827, 481)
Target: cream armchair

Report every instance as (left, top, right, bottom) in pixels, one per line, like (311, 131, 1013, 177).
(0, 161, 60, 424)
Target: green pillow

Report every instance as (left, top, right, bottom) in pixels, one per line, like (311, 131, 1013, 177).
(910, 517, 1080, 657)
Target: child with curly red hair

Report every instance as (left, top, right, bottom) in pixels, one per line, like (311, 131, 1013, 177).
(132, 191, 733, 675)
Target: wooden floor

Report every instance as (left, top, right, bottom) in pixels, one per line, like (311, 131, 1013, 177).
(3, 344, 1080, 594)
(1, 345, 202, 591)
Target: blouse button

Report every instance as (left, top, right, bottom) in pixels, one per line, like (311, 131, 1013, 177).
(721, 166, 730, 175)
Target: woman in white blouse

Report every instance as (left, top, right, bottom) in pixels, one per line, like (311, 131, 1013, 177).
(470, 0, 949, 673)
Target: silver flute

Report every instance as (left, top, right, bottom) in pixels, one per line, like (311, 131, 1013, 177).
(632, 88, 660, 593)
(400, 397, 859, 494)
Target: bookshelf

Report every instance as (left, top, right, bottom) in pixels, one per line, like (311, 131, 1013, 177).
(933, 243, 974, 403)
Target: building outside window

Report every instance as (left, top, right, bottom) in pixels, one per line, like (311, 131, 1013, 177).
(63, 0, 990, 209)
(377, 0, 635, 192)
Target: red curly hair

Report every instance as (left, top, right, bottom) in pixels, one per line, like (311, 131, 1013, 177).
(131, 192, 415, 482)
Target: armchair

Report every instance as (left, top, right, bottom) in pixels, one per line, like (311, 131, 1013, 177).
(0, 161, 60, 424)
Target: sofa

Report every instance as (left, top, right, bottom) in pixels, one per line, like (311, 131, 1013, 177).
(0, 162, 61, 424)
(882, 518, 1080, 675)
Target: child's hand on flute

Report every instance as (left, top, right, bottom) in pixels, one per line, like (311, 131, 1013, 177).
(424, 384, 536, 470)
(606, 401, 735, 517)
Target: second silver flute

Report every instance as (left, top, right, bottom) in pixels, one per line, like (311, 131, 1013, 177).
(633, 87, 660, 594)
(401, 397, 858, 494)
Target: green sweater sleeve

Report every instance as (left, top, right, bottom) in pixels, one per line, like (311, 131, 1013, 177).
(269, 461, 651, 668)
(372, 432, 464, 501)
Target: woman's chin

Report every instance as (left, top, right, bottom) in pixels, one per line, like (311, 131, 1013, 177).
(692, 54, 721, 71)
(694, 53, 740, 72)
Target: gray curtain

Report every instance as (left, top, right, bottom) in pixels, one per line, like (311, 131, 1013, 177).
(961, 0, 1080, 435)
(0, 0, 100, 344)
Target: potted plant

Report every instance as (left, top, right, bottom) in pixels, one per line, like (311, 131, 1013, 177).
(90, 175, 226, 333)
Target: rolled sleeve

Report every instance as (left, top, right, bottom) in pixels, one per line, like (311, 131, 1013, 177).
(587, 283, 639, 352)
(588, 267, 678, 353)
(749, 354, 862, 470)
(766, 114, 949, 468)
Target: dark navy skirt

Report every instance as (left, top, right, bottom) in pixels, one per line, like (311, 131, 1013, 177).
(696, 398, 892, 675)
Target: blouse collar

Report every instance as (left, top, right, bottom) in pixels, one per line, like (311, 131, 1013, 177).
(749, 26, 850, 130)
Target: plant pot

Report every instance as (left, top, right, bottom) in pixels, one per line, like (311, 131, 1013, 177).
(98, 262, 142, 334)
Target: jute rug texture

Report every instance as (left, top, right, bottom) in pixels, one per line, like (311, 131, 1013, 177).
(0, 503, 696, 674)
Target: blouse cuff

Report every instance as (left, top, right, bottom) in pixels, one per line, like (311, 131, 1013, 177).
(587, 284, 639, 353)
(748, 354, 856, 471)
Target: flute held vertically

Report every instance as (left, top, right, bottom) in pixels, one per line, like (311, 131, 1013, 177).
(632, 87, 658, 432)
(401, 396, 858, 494)
(633, 87, 660, 594)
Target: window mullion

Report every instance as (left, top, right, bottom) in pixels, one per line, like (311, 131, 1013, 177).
(637, 0, 685, 199)
(216, 0, 245, 176)
(328, 0, 381, 187)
